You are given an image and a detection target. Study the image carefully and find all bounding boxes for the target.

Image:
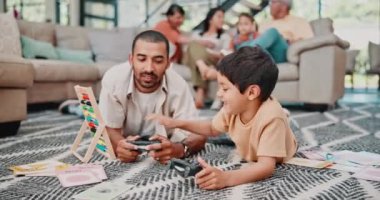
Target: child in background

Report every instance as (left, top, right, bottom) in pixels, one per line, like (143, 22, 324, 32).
(198, 13, 259, 80)
(230, 13, 259, 51)
(148, 46, 297, 190)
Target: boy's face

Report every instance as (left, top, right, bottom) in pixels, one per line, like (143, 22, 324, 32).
(237, 16, 255, 35)
(216, 73, 250, 115)
(129, 39, 169, 93)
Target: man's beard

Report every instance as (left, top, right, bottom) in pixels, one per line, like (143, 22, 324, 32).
(137, 72, 159, 89)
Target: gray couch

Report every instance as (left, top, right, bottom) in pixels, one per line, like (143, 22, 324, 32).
(0, 14, 348, 136)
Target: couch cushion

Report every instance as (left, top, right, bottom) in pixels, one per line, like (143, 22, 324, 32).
(287, 34, 350, 64)
(55, 25, 91, 50)
(172, 63, 191, 82)
(89, 27, 137, 63)
(0, 13, 22, 56)
(30, 59, 99, 82)
(21, 36, 59, 59)
(17, 20, 55, 45)
(0, 54, 33, 88)
(368, 42, 380, 71)
(277, 63, 299, 81)
(310, 18, 334, 36)
(56, 48, 94, 64)
(95, 60, 119, 77)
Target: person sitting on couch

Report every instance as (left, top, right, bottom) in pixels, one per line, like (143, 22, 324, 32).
(154, 3, 215, 64)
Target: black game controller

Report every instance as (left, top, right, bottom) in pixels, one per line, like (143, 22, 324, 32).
(130, 140, 160, 153)
(168, 158, 202, 177)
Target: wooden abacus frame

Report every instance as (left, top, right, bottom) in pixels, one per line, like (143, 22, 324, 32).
(71, 85, 116, 163)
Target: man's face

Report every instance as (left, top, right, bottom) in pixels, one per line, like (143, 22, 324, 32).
(129, 39, 169, 93)
(167, 12, 184, 28)
(270, 0, 286, 19)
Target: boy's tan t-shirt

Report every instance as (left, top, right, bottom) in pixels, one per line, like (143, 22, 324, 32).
(212, 97, 297, 162)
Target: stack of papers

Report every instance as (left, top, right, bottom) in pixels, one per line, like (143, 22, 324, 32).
(57, 164, 107, 187)
(295, 149, 380, 182)
(9, 161, 108, 187)
(9, 160, 70, 176)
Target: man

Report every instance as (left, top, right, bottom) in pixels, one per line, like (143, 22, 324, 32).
(259, 0, 314, 43)
(99, 30, 206, 164)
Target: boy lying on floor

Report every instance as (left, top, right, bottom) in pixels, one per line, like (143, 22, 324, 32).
(147, 46, 297, 190)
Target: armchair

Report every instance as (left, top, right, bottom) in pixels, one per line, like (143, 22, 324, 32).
(367, 42, 380, 90)
(272, 18, 350, 110)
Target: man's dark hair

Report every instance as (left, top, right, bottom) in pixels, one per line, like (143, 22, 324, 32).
(216, 46, 278, 101)
(132, 30, 169, 57)
(165, 4, 185, 16)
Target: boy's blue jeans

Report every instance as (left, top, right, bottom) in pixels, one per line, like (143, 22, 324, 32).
(237, 28, 288, 63)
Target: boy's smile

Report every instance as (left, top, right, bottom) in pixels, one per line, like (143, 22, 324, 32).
(216, 73, 248, 115)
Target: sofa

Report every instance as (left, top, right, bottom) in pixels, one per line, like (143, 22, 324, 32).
(272, 18, 349, 109)
(0, 13, 348, 136)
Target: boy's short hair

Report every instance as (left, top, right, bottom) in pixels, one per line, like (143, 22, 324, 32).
(216, 46, 278, 101)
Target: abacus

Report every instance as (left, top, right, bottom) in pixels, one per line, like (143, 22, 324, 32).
(71, 85, 116, 163)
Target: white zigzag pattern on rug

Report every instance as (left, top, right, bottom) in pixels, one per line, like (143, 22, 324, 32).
(0, 103, 379, 200)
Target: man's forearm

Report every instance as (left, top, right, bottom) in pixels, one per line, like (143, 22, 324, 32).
(183, 134, 207, 155)
(105, 127, 124, 151)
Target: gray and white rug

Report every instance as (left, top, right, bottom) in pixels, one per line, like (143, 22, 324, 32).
(0, 103, 379, 199)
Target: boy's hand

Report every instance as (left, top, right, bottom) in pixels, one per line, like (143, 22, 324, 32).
(116, 135, 141, 163)
(146, 135, 183, 164)
(195, 157, 229, 190)
(146, 114, 177, 129)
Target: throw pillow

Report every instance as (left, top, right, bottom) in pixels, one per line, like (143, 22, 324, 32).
(21, 36, 59, 59)
(88, 27, 137, 63)
(56, 48, 94, 64)
(0, 13, 22, 56)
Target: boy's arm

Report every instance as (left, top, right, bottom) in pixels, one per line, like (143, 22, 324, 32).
(177, 120, 221, 137)
(224, 156, 276, 187)
(146, 114, 221, 137)
(196, 156, 277, 190)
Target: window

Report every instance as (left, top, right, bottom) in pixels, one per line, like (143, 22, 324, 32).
(5, 0, 46, 22)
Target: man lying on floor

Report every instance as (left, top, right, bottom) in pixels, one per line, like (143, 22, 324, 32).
(97, 30, 206, 164)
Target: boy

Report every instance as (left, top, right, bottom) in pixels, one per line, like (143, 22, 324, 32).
(147, 46, 297, 190)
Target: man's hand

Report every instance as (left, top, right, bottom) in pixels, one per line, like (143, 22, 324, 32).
(146, 135, 184, 164)
(195, 157, 229, 190)
(116, 135, 141, 163)
(146, 114, 178, 129)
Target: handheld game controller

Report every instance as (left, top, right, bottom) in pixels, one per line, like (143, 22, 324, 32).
(130, 140, 160, 153)
(168, 158, 202, 177)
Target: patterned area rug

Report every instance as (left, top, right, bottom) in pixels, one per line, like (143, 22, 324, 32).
(0, 103, 379, 199)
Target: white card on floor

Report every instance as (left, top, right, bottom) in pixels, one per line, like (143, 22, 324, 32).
(73, 181, 133, 200)
(353, 167, 380, 182)
(57, 171, 101, 187)
(285, 157, 332, 168)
